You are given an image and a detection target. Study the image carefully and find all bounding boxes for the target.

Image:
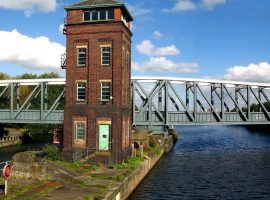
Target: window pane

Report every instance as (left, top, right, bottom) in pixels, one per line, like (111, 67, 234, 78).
(108, 9, 114, 19)
(84, 11, 90, 21)
(102, 47, 110, 65)
(101, 82, 110, 100)
(100, 9, 106, 20)
(76, 123, 85, 140)
(77, 48, 86, 66)
(92, 10, 98, 20)
(77, 82, 86, 100)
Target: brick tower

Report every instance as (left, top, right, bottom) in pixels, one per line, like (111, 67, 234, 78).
(63, 0, 133, 162)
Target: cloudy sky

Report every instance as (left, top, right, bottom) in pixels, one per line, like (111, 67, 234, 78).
(0, 0, 269, 82)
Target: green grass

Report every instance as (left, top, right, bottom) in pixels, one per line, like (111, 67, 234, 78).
(55, 161, 101, 175)
(109, 156, 144, 170)
(56, 161, 84, 170)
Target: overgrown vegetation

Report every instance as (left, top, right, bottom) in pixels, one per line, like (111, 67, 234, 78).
(42, 144, 62, 161)
(55, 161, 101, 175)
(109, 156, 144, 170)
(143, 136, 162, 157)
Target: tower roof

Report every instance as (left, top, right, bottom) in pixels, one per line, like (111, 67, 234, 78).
(65, 0, 133, 21)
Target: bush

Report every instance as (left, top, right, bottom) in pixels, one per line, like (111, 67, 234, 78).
(42, 144, 62, 161)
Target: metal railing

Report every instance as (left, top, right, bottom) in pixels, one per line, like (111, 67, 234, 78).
(72, 140, 113, 162)
(61, 53, 66, 69)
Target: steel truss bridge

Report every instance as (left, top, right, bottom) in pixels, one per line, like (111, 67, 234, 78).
(1, 77, 270, 130)
(0, 79, 65, 124)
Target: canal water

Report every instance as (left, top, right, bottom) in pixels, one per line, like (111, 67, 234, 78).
(129, 125, 270, 200)
(0, 144, 43, 162)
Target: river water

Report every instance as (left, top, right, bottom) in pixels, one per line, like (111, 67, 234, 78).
(129, 125, 270, 200)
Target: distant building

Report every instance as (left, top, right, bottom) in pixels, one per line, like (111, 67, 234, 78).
(63, 0, 133, 162)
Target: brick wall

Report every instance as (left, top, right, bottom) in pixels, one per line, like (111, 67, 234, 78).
(63, 8, 132, 155)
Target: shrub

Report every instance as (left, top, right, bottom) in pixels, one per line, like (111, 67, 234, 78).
(42, 144, 62, 161)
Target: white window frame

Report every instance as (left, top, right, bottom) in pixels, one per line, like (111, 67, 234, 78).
(83, 11, 91, 22)
(101, 46, 111, 66)
(77, 47, 87, 67)
(74, 121, 86, 141)
(101, 81, 110, 101)
(76, 81, 86, 101)
(83, 9, 114, 22)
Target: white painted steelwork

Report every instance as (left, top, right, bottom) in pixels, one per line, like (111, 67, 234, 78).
(132, 76, 270, 88)
(1, 77, 270, 88)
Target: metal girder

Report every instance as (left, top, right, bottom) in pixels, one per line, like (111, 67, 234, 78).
(132, 77, 270, 132)
(0, 79, 65, 124)
(250, 87, 270, 120)
(223, 86, 248, 121)
(1, 77, 270, 131)
(195, 83, 222, 122)
(168, 82, 194, 121)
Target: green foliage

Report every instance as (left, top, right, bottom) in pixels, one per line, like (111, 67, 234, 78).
(232, 102, 270, 112)
(109, 156, 144, 170)
(0, 124, 8, 138)
(38, 72, 61, 79)
(149, 137, 156, 148)
(42, 144, 62, 161)
(146, 136, 162, 156)
(0, 72, 10, 80)
(25, 124, 56, 135)
(16, 73, 38, 79)
(0, 72, 64, 110)
(57, 161, 84, 170)
(150, 145, 161, 155)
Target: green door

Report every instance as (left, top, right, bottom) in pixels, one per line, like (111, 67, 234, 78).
(99, 124, 110, 150)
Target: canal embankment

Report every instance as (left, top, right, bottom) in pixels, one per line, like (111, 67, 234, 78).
(104, 135, 173, 200)
(1, 133, 174, 199)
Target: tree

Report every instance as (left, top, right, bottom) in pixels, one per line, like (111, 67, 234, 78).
(0, 72, 10, 80)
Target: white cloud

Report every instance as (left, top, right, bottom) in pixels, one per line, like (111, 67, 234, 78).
(164, 0, 197, 12)
(153, 31, 163, 39)
(224, 62, 270, 83)
(164, 0, 226, 12)
(202, 0, 226, 10)
(132, 57, 199, 74)
(0, 29, 65, 70)
(136, 40, 180, 56)
(59, 24, 64, 34)
(126, 3, 152, 18)
(0, 0, 57, 16)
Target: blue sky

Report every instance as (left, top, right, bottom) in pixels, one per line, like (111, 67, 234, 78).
(0, 0, 269, 82)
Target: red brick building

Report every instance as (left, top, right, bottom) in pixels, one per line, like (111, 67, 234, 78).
(63, 0, 133, 161)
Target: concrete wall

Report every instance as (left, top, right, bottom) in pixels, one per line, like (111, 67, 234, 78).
(105, 135, 173, 200)
(12, 151, 77, 181)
